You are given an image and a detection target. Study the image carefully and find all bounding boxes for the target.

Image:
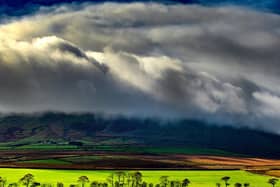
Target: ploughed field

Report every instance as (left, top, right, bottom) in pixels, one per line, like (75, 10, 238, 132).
(1, 150, 280, 171)
(0, 169, 274, 187)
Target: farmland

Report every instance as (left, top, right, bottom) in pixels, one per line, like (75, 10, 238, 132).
(0, 169, 275, 187)
(1, 150, 280, 171)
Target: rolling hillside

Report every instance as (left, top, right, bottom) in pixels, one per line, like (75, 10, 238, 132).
(0, 113, 280, 158)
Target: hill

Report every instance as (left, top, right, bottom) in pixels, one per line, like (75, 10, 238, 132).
(0, 112, 279, 158)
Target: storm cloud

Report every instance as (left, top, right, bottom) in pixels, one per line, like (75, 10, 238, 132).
(0, 3, 280, 132)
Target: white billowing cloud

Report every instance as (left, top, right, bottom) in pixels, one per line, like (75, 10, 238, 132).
(191, 72, 247, 114)
(253, 92, 280, 118)
(0, 3, 280, 132)
(89, 50, 247, 115)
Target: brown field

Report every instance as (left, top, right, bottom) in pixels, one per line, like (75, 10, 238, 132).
(1, 150, 280, 171)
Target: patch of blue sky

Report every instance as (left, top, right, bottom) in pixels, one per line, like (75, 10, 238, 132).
(0, 0, 279, 19)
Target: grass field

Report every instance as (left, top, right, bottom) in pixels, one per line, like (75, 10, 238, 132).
(0, 169, 274, 187)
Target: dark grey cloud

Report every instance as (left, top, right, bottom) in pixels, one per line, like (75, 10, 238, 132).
(0, 3, 280, 132)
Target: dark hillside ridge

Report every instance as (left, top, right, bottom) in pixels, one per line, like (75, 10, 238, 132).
(0, 112, 279, 158)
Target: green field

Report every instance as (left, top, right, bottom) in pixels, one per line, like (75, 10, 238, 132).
(0, 169, 274, 187)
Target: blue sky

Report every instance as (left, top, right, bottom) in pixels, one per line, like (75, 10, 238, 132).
(0, 0, 279, 17)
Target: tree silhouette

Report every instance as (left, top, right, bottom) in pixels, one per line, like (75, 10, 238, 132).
(132, 172, 142, 187)
(78, 176, 90, 187)
(160, 176, 169, 187)
(142, 182, 147, 187)
(216, 183, 221, 187)
(91, 181, 98, 187)
(41, 184, 52, 187)
(171, 180, 180, 187)
(182, 178, 190, 187)
(0, 177, 6, 187)
(244, 183, 250, 187)
(114, 172, 126, 187)
(8, 183, 18, 187)
(234, 183, 242, 187)
(127, 173, 132, 187)
(221, 176, 230, 187)
(107, 174, 114, 187)
(19, 174, 35, 187)
(268, 178, 278, 187)
(170, 181, 175, 187)
(30, 182, 40, 187)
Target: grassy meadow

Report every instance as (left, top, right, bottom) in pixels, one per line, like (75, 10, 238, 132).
(0, 169, 274, 187)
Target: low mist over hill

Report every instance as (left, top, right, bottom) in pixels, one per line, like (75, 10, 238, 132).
(0, 112, 280, 158)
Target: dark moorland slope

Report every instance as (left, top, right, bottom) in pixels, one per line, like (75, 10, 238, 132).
(0, 112, 280, 158)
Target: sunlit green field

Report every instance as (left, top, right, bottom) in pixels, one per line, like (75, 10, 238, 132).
(0, 169, 274, 187)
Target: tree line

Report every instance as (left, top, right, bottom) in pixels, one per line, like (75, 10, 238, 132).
(0, 172, 278, 187)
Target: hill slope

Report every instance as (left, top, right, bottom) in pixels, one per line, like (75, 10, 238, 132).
(0, 113, 279, 158)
